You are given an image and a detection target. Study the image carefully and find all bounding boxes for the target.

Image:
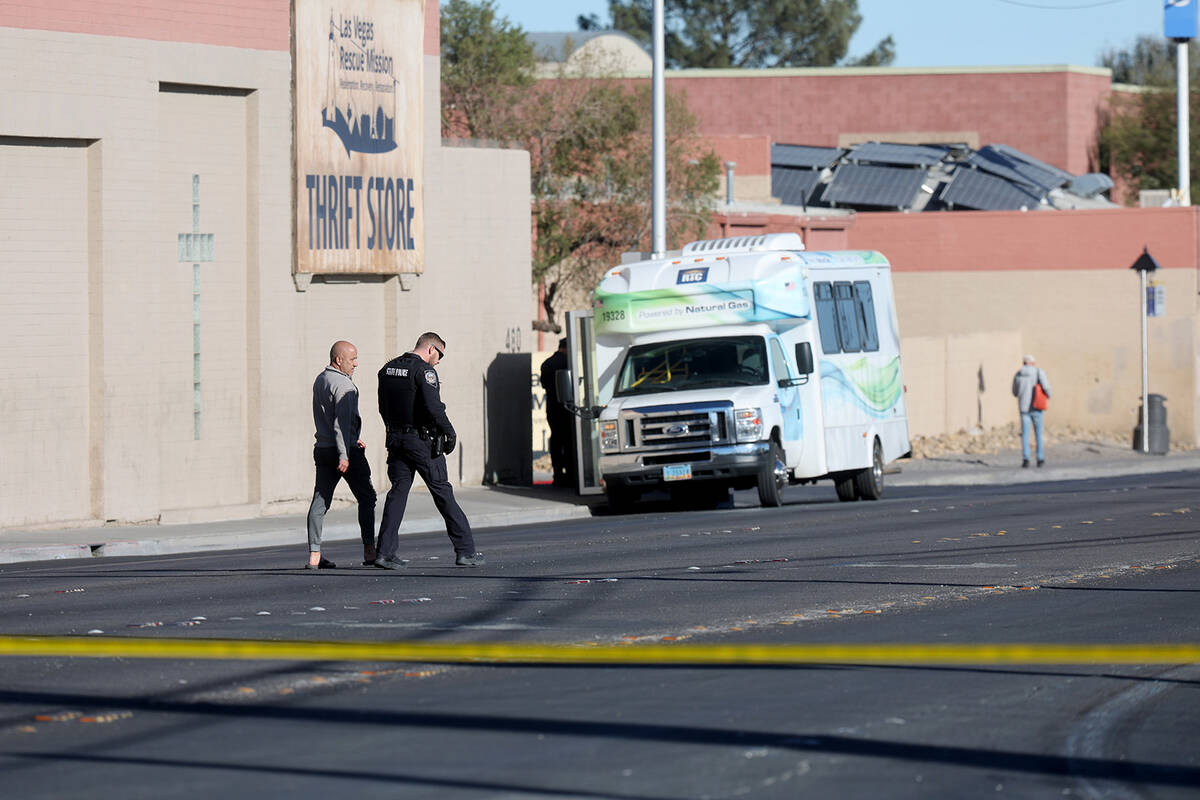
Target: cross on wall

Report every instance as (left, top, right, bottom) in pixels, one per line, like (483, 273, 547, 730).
(177, 175, 214, 440)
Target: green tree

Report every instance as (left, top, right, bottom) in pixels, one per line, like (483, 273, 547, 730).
(441, 0, 721, 326)
(1095, 36, 1200, 202)
(1099, 35, 1199, 87)
(1097, 87, 1199, 203)
(598, 0, 893, 69)
(440, 0, 535, 139)
(526, 75, 720, 323)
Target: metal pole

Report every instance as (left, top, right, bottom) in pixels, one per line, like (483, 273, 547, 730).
(1178, 40, 1191, 206)
(651, 0, 666, 257)
(1140, 268, 1149, 454)
(724, 161, 737, 205)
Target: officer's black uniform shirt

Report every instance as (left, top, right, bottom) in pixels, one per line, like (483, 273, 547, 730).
(539, 349, 568, 408)
(377, 352, 455, 438)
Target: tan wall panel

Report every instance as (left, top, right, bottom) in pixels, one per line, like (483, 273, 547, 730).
(413, 143, 534, 484)
(259, 282, 389, 509)
(899, 331, 1021, 438)
(897, 337, 946, 438)
(158, 90, 250, 512)
(894, 270, 1198, 443)
(945, 331, 1023, 433)
(0, 142, 91, 526)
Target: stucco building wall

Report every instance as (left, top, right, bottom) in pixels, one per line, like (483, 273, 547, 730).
(0, 1, 532, 530)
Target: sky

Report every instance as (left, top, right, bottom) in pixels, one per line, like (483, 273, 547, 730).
(487, 0, 1168, 69)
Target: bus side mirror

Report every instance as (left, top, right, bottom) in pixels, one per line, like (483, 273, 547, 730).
(555, 369, 574, 406)
(555, 369, 604, 418)
(795, 342, 814, 375)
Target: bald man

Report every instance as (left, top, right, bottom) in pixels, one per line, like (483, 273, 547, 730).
(306, 340, 377, 569)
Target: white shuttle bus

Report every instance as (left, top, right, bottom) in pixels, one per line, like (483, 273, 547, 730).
(561, 232, 910, 509)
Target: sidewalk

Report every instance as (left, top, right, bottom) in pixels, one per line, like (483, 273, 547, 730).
(2, 440, 1197, 565)
(888, 438, 1200, 487)
(0, 485, 595, 566)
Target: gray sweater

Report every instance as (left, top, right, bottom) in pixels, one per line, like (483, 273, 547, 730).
(312, 366, 362, 459)
(1012, 364, 1051, 413)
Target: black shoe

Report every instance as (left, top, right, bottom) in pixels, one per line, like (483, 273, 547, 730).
(373, 556, 409, 570)
(306, 557, 336, 570)
(455, 552, 485, 567)
(1021, 459, 1030, 468)
(1037, 459, 1045, 468)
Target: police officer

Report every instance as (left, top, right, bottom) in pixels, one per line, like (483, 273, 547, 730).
(373, 332, 484, 569)
(539, 338, 576, 488)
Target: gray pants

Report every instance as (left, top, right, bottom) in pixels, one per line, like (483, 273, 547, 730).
(306, 446, 377, 551)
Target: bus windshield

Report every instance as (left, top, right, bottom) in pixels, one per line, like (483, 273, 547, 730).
(613, 336, 769, 397)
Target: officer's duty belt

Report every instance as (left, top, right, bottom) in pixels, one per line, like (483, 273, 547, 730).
(387, 425, 425, 436)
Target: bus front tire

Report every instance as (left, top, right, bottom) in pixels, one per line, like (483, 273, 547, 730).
(757, 441, 786, 508)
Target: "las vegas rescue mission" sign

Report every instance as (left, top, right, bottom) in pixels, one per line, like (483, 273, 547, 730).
(294, 0, 424, 275)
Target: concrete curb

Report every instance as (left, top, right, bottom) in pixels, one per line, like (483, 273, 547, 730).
(0, 544, 94, 565)
(0, 502, 595, 564)
(890, 454, 1200, 488)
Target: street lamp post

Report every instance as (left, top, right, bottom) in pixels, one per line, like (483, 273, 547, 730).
(651, 0, 666, 258)
(1166, 0, 1197, 205)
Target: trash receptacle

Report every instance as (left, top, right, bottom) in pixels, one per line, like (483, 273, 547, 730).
(1133, 393, 1169, 454)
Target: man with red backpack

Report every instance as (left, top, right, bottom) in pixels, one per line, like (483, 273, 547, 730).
(1012, 355, 1052, 468)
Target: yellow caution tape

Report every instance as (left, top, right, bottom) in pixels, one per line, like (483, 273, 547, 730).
(0, 636, 1198, 665)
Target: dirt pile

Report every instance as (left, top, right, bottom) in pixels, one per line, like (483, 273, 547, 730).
(910, 423, 1129, 459)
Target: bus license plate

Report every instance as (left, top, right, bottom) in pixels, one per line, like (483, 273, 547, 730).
(663, 464, 692, 482)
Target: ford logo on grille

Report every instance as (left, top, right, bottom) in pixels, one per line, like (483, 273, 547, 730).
(665, 423, 689, 436)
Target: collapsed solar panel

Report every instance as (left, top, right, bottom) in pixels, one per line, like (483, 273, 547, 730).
(771, 166, 823, 206)
(767, 140, 1114, 212)
(968, 146, 1070, 192)
(939, 167, 1044, 210)
(1066, 173, 1115, 198)
(770, 143, 842, 169)
(845, 141, 950, 168)
(822, 163, 928, 210)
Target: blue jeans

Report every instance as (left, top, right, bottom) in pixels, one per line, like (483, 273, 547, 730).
(1020, 410, 1044, 462)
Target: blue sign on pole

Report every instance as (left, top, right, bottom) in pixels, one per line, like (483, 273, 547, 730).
(1147, 282, 1166, 317)
(1165, 0, 1198, 40)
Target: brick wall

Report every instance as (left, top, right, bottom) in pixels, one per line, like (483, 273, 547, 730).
(0, 0, 441, 55)
(0, 0, 289, 50)
(661, 66, 1112, 176)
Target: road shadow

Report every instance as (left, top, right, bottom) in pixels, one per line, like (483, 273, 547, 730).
(0, 685, 1197, 790)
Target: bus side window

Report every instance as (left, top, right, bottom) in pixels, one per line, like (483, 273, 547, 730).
(814, 281, 840, 354)
(833, 281, 861, 353)
(853, 281, 879, 352)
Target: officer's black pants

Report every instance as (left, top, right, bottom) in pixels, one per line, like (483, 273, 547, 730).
(377, 432, 475, 558)
(307, 445, 376, 552)
(547, 408, 577, 487)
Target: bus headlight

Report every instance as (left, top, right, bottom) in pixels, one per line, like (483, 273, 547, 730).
(599, 420, 619, 452)
(734, 408, 763, 442)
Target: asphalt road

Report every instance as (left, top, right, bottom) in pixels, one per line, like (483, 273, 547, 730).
(0, 472, 1198, 798)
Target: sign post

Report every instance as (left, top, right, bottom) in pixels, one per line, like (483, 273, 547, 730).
(1130, 248, 1162, 453)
